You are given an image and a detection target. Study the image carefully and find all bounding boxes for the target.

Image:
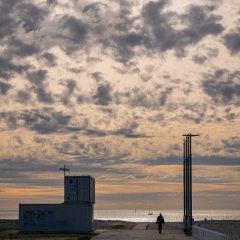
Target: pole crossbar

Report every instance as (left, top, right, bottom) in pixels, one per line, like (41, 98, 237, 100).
(182, 133, 199, 236)
(60, 165, 69, 202)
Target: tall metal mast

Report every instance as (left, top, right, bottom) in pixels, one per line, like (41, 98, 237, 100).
(182, 133, 199, 236)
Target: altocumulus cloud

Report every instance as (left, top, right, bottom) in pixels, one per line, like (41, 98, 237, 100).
(0, 0, 240, 210)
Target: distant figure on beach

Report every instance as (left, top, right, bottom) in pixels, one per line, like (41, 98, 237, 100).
(156, 213, 165, 233)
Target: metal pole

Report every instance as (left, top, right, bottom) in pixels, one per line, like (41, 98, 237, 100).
(190, 134, 192, 222)
(183, 141, 186, 218)
(60, 165, 69, 202)
(188, 136, 190, 227)
(182, 133, 199, 235)
(64, 165, 66, 198)
(186, 137, 189, 218)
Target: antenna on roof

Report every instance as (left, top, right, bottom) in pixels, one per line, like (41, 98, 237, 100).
(60, 165, 69, 201)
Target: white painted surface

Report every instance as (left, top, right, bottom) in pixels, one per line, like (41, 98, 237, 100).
(192, 225, 231, 240)
(65, 176, 95, 203)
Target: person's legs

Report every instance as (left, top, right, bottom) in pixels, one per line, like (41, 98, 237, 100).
(159, 223, 162, 233)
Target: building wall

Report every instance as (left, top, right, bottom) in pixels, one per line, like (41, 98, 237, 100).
(19, 203, 93, 233)
(65, 176, 95, 203)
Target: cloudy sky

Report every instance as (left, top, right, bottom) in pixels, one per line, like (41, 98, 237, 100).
(0, 0, 240, 211)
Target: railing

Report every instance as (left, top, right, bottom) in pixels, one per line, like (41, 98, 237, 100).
(192, 225, 231, 240)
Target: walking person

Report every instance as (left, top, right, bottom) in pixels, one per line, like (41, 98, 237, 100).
(156, 213, 165, 233)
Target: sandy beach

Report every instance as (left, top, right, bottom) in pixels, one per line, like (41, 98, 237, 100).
(0, 219, 239, 240)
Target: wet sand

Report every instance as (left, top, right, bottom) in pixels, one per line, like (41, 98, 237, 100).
(0, 219, 239, 240)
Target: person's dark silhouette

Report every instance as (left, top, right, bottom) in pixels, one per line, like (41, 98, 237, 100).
(156, 213, 165, 233)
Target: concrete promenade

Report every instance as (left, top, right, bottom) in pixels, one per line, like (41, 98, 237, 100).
(92, 223, 197, 240)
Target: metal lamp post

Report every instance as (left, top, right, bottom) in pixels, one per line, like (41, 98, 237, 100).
(182, 133, 199, 236)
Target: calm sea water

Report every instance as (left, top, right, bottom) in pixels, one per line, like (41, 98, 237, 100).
(1, 210, 240, 222)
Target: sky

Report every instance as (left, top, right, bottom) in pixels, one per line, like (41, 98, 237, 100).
(0, 0, 240, 212)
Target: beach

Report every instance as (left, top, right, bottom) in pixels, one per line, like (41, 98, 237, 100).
(0, 219, 239, 240)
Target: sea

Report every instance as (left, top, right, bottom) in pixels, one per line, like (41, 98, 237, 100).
(1, 210, 240, 222)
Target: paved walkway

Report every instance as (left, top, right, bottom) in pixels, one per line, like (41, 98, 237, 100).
(132, 223, 148, 230)
(92, 229, 197, 240)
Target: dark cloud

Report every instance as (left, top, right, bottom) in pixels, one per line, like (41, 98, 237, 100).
(26, 70, 54, 104)
(100, 108, 112, 114)
(66, 79, 77, 93)
(108, 1, 224, 63)
(0, 81, 11, 95)
(225, 113, 236, 120)
(222, 138, 240, 150)
(184, 103, 207, 119)
(207, 47, 219, 58)
(27, 70, 47, 86)
(30, 122, 57, 134)
(71, 134, 78, 140)
(42, 52, 56, 66)
(140, 73, 152, 82)
(17, 109, 83, 134)
(93, 83, 112, 106)
(0, 0, 19, 40)
(183, 114, 202, 124)
(112, 124, 149, 138)
(114, 86, 173, 109)
(54, 113, 71, 125)
(91, 72, 103, 82)
(112, 64, 140, 75)
(72, 151, 130, 166)
(223, 29, 240, 55)
(77, 95, 85, 104)
(0, 112, 18, 129)
(110, 33, 146, 63)
(59, 15, 88, 44)
(0, 156, 63, 174)
(66, 127, 82, 132)
(35, 87, 54, 104)
(192, 55, 208, 64)
(20, 112, 38, 126)
(159, 88, 172, 106)
(83, 2, 108, 24)
(15, 136, 23, 145)
(17, 90, 31, 104)
(86, 57, 102, 63)
(141, 2, 224, 57)
(114, 16, 138, 33)
(169, 144, 180, 151)
(0, 155, 129, 180)
(0, 56, 31, 80)
(202, 69, 240, 104)
(17, 3, 48, 32)
(125, 133, 145, 138)
(84, 130, 107, 137)
(68, 67, 84, 74)
(61, 79, 77, 105)
(5, 37, 38, 57)
(47, 0, 58, 6)
(148, 113, 165, 123)
(137, 155, 240, 166)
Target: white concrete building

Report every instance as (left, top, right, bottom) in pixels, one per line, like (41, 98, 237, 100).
(19, 175, 95, 233)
